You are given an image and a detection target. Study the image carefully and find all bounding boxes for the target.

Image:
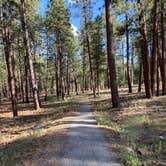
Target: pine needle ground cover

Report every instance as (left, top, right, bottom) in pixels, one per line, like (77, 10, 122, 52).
(0, 96, 79, 166)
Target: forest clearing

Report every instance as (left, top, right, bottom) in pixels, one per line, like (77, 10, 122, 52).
(0, 0, 165, 165)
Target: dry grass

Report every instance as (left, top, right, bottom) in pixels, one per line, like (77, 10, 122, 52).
(0, 96, 79, 166)
(91, 88, 166, 166)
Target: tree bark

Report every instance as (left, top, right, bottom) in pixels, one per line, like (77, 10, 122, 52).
(18, 43, 25, 103)
(24, 51, 29, 103)
(125, 1, 132, 93)
(138, 0, 152, 98)
(160, 0, 166, 95)
(2, 1, 18, 117)
(82, 46, 86, 93)
(66, 54, 70, 96)
(105, 0, 120, 108)
(84, 16, 96, 98)
(131, 43, 134, 87)
(44, 37, 49, 101)
(74, 76, 78, 95)
(138, 55, 142, 92)
(20, 0, 40, 110)
(151, 0, 158, 96)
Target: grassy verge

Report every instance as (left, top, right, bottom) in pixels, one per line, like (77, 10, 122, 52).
(92, 94, 166, 166)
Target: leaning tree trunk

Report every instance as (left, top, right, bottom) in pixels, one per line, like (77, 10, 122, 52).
(105, 0, 120, 108)
(2, 1, 18, 117)
(151, 0, 158, 96)
(20, 0, 40, 110)
(138, 0, 152, 98)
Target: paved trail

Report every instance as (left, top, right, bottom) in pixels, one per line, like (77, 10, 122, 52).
(61, 102, 121, 166)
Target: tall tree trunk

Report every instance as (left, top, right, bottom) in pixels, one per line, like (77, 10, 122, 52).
(96, 67, 100, 96)
(105, 0, 120, 108)
(84, 17, 96, 98)
(138, 55, 142, 92)
(18, 43, 25, 103)
(107, 65, 110, 89)
(44, 38, 49, 101)
(55, 33, 61, 100)
(66, 54, 70, 96)
(74, 76, 78, 95)
(138, 0, 152, 98)
(156, 23, 160, 96)
(156, 59, 160, 96)
(125, 1, 132, 93)
(55, 54, 59, 99)
(131, 43, 134, 87)
(20, 0, 40, 110)
(59, 43, 65, 100)
(122, 42, 126, 84)
(82, 46, 86, 93)
(2, 1, 18, 117)
(24, 52, 29, 103)
(151, 0, 158, 96)
(160, 0, 166, 95)
(60, 73, 65, 100)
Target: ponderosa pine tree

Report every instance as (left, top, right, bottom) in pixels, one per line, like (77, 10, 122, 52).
(151, 0, 158, 96)
(160, 0, 166, 95)
(46, 0, 78, 99)
(75, 0, 96, 98)
(20, 0, 41, 110)
(1, 1, 18, 117)
(91, 15, 105, 96)
(125, 0, 132, 93)
(138, 0, 152, 99)
(105, 0, 120, 108)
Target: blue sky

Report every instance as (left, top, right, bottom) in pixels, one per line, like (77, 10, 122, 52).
(39, 0, 104, 30)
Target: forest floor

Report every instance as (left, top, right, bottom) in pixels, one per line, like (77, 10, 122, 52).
(0, 87, 166, 166)
(91, 88, 166, 166)
(0, 95, 79, 166)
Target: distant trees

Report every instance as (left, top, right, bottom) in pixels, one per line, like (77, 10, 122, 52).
(46, 0, 79, 100)
(90, 16, 105, 96)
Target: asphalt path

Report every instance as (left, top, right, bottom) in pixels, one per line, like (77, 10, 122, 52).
(61, 103, 121, 166)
